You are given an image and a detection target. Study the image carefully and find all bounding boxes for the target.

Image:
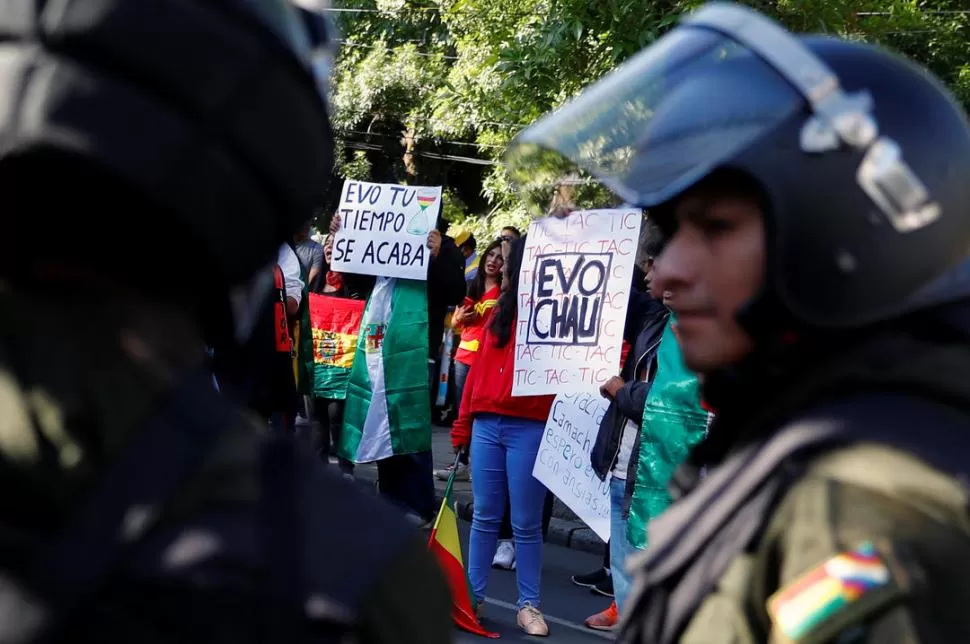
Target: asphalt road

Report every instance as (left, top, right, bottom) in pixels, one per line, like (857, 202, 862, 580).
(454, 519, 615, 643)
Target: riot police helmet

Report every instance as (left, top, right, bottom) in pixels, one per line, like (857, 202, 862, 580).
(0, 0, 337, 290)
(506, 2, 970, 332)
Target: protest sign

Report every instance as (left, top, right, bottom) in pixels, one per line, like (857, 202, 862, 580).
(533, 392, 611, 541)
(331, 180, 441, 280)
(513, 209, 641, 396)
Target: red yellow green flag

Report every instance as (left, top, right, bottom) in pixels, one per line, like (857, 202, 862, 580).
(428, 462, 499, 639)
(308, 294, 365, 400)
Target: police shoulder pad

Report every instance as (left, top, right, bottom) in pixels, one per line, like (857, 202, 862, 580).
(766, 540, 911, 644)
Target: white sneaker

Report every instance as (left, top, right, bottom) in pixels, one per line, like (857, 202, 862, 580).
(434, 462, 470, 481)
(492, 540, 516, 570)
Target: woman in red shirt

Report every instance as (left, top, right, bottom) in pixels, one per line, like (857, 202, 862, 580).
(453, 238, 504, 402)
(451, 237, 554, 637)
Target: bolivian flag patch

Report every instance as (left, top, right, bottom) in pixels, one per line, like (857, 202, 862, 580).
(767, 540, 907, 643)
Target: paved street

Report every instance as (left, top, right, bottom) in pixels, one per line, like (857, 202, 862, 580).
(296, 416, 614, 640)
(454, 520, 614, 643)
(349, 424, 608, 555)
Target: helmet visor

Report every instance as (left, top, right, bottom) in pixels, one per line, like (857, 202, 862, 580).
(505, 26, 804, 212)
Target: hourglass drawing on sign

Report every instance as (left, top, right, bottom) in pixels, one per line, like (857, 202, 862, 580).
(406, 188, 439, 235)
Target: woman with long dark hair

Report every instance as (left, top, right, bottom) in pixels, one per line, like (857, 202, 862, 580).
(454, 239, 504, 401)
(451, 236, 554, 637)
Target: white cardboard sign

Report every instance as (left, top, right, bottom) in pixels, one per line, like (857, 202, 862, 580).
(331, 180, 441, 280)
(513, 209, 641, 395)
(533, 392, 612, 542)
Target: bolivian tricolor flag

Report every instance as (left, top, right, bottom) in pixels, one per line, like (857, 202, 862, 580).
(428, 459, 499, 638)
(308, 294, 365, 400)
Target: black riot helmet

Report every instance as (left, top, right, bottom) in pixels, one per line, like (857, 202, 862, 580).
(0, 0, 337, 290)
(506, 2, 970, 331)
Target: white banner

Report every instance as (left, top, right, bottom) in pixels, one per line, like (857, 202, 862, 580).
(513, 209, 642, 396)
(533, 392, 611, 542)
(331, 180, 441, 280)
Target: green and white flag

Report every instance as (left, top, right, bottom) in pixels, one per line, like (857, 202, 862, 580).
(339, 276, 432, 463)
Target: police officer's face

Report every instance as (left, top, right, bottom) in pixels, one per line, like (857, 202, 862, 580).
(649, 184, 765, 373)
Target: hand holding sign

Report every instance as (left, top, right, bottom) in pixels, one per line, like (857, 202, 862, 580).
(599, 376, 624, 400)
(427, 229, 442, 259)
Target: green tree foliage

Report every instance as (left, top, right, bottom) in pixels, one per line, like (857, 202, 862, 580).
(329, 0, 970, 235)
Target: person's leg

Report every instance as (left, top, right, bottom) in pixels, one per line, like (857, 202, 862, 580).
(499, 501, 513, 540)
(453, 360, 470, 411)
(428, 359, 438, 419)
(468, 415, 507, 604)
(376, 455, 408, 511)
(328, 399, 354, 475)
(436, 360, 471, 482)
(541, 491, 554, 541)
(503, 417, 548, 609)
(491, 498, 515, 571)
(377, 453, 433, 521)
(383, 450, 435, 522)
(314, 397, 332, 460)
(609, 478, 639, 613)
(453, 361, 471, 467)
(405, 450, 436, 520)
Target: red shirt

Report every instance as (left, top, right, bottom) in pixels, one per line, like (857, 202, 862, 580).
(451, 321, 555, 449)
(454, 285, 500, 367)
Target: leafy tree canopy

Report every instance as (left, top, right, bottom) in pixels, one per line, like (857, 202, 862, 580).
(324, 0, 970, 238)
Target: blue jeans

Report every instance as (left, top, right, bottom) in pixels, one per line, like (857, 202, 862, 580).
(453, 360, 471, 409)
(610, 476, 642, 613)
(468, 414, 547, 608)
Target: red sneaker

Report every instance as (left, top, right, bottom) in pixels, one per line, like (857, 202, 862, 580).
(584, 602, 618, 631)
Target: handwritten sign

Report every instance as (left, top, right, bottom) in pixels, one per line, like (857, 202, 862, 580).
(331, 180, 441, 280)
(533, 392, 611, 541)
(513, 209, 641, 395)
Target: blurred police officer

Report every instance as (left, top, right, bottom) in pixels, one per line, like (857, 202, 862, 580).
(508, 3, 970, 642)
(0, 1, 450, 642)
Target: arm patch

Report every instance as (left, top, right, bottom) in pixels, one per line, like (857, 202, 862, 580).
(767, 540, 910, 644)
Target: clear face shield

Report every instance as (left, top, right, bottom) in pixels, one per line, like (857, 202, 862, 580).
(505, 3, 939, 236)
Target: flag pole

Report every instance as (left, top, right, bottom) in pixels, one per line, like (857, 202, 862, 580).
(442, 451, 462, 500)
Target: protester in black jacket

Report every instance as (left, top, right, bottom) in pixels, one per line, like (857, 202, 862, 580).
(427, 217, 468, 366)
(590, 285, 668, 485)
(591, 225, 670, 507)
(581, 227, 670, 629)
